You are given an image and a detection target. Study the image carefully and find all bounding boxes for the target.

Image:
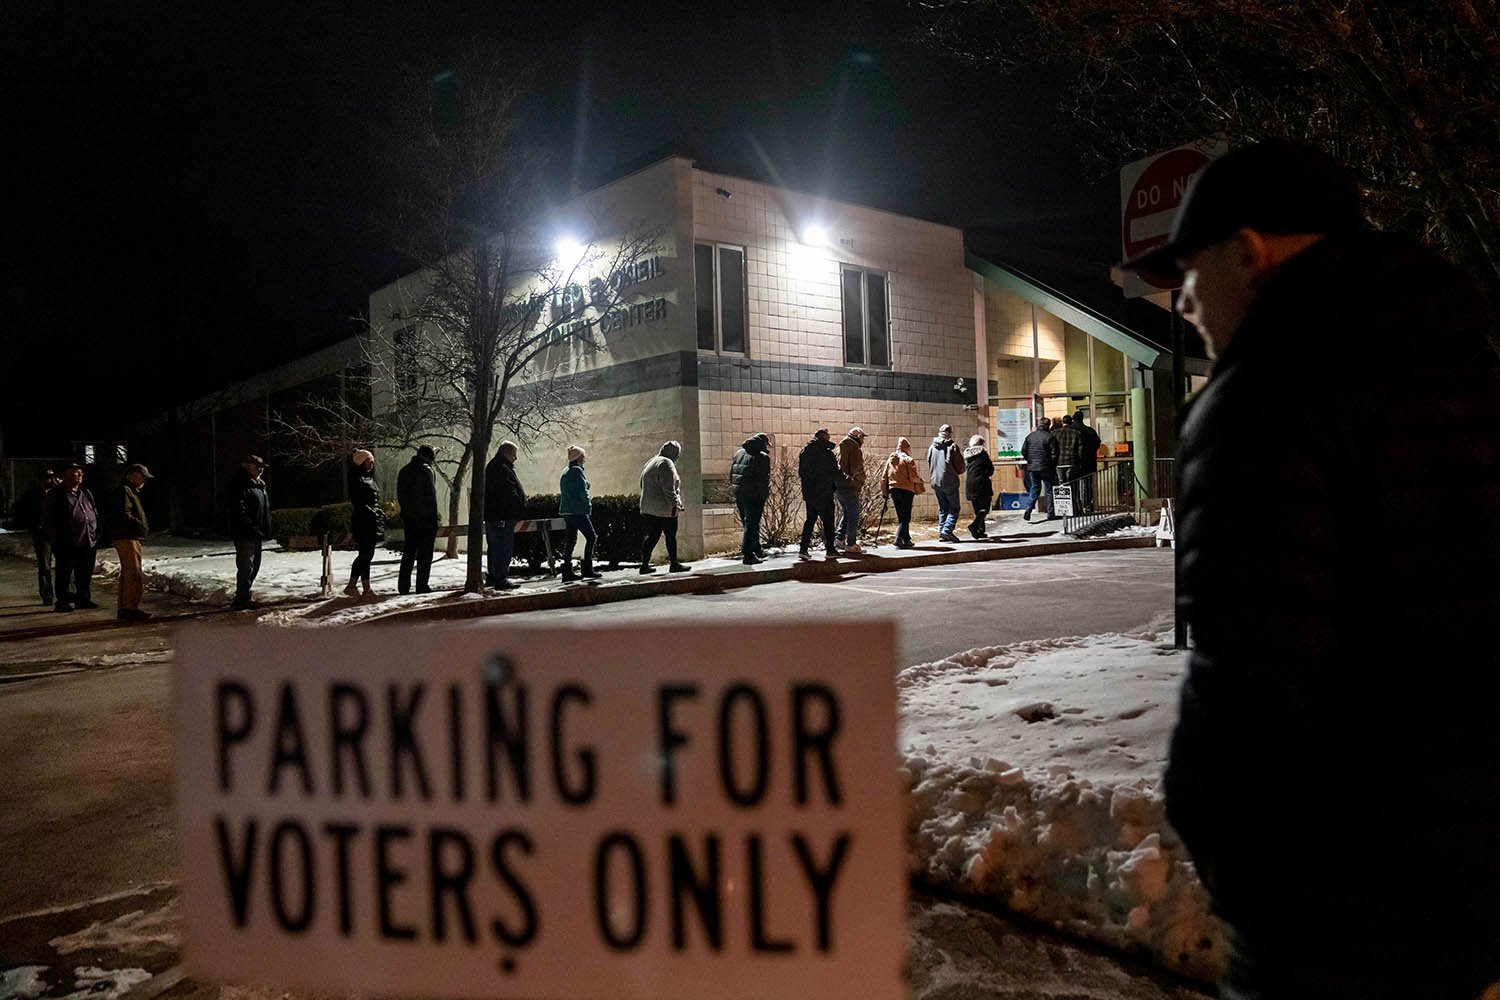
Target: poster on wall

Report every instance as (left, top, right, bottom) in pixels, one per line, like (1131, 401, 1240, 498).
(993, 408, 1031, 459)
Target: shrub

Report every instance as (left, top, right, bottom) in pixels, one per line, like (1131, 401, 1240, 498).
(270, 507, 317, 547)
(310, 502, 352, 542)
(507, 493, 646, 571)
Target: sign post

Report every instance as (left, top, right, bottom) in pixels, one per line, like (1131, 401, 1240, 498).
(173, 623, 904, 1000)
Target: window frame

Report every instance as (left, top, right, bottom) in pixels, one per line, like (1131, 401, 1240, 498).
(695, 241, 749, 356)
(840, 265, 892, 369)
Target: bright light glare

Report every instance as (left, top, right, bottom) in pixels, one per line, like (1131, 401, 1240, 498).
(554, 237, 584, 263)
(800, 224, 828, 246)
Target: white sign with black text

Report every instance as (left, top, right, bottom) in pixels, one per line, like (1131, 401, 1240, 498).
(1051, 484, 1074, 517)
(173, 623, 904, 1000)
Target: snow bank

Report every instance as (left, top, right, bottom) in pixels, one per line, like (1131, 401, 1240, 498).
(898, 617, 1224, 982)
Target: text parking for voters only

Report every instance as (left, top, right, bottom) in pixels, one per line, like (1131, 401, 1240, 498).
(173, 623, 905, 1000)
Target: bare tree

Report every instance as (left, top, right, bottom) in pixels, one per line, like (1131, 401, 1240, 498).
(915, 0, 1500, 310)
(373, 46, 665, 591)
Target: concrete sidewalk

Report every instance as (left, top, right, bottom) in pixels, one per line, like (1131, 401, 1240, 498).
(341, 524, 1159, 627)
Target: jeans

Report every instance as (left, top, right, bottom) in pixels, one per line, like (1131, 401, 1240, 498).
(399, 522, 437, 592)
(32, 531, 53, 604)
(54, 544, 96, 605)
(562, 514, 596, 570)
(935, 487, 960, 534)
(114, 539, 144, 612)
(890, 489, 914, 544)
(800, 496, 836, 554)
(486, 521, 516, 585)
(1024, 469, 1056, 514)
(349, 539, 376, 585)
(641, 514, 679, 566)
(736, 496, 765, 558)
(834, 489, 860, 545)
(234, 539, 263, 605)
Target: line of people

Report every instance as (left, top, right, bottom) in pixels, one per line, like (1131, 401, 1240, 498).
(1018, 410, 1103, 521)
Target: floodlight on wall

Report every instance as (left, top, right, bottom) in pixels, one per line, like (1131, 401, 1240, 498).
(800, 223, 828, 246)
(554, 236, 584, 265)
(954, 377, 967, 395)
(715, 187, 732, 199)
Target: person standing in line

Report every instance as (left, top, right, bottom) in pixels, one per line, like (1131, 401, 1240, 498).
(110, 463, 153, 621)
(962, 434, 994, 539)
(1020, 417, 1059, 522)
(396, 445, 440, 595)
(729, 432, 771, 565)
(835, 426, 867, 554)
(1073, 410, 1102, 513)
(344, 449, 384, 597)
(883, 437, 925, 548)
(1053, 414, 1084, 488)
(484, 441, 526, 590)
(639, 440, 691, 573)
(228, 454, 271, 610)
(797, 427, 843, 560)
(927, 424, 965, 542)
(44, 463, 99, 612)
(16, 468, 59, 605)
(558, 445, 602, 582)
(1123, 140, 1500, 997)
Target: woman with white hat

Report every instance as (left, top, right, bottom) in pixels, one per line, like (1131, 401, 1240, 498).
(345, 448, 384, 597)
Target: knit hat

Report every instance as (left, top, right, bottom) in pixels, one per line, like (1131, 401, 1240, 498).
(416, 445, 435, 461)
(969, 434, 984, 447)
(848, 426, 865, 441)
(567, 445, 586, 462)
(754, 432, 770, 444)
(352, 449, 374, 467)
(815, 427, 830, 440)
(938, 424, 953, 440)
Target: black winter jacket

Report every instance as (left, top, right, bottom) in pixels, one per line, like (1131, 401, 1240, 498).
(796, 438, 843, 502)
(396, 457, 440, 527)
(483, 453, 527, 521)
(729, 437, 771, 502)
(348, 470, 384, 543)
(1165, 232, 1500, 979)
(228, 469, 271, 541)
(1020, 429, 1058, 472)
(962, 447, 994, 503)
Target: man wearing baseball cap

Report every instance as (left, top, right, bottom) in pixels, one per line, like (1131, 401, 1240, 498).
(1124, 142, 1500, 996)
(110, 463, 153, 621)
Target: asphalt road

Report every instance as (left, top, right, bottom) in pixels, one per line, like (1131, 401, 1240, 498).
(455, 547, 1176, 666)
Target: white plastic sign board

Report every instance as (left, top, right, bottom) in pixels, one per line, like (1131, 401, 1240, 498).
(1052, 484, 1074, 517)
(173, 623, 904, 1000)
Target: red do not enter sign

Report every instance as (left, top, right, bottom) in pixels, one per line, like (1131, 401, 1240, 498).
(1120, 147, 1213, 290)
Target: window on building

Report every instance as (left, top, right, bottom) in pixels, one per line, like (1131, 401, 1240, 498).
(841, 267, 889, 367)
(115, 444, 128, 464)
(695, 243, 747, 354)
(394, 327, 418, 396)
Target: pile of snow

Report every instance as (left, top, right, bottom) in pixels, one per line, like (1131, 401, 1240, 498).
(898, 615, 1224, 983)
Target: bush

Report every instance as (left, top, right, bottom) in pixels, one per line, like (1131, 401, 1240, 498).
(509, 493, 646, 571)
(310, 502, 352, 541)
(270, 507, 317, 547)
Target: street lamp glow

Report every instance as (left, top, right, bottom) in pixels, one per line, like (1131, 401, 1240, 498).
(800, 224, 828, 246)
(554, 236, 584, 264)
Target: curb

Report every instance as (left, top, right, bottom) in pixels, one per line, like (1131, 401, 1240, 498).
(355, 534, 1160, 627)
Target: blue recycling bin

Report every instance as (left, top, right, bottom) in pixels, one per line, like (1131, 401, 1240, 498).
(999, 492, 1028, 510)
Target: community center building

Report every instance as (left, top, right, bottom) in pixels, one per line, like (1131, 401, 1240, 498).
(369, 155, 1204, 558)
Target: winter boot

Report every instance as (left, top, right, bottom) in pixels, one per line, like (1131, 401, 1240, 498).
(580, 562, 603, 579)
(669, 562, 692, 573)
(560, 562, 579, 582)
(343, 580, 360, 597)
(362, 582, 376, 597)
(639, 563, 657, 575)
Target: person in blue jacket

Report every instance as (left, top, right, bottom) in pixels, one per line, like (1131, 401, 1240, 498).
(559, 445, 602, 582)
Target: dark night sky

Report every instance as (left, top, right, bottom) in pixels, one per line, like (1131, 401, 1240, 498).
(1, 1, 1118, 455)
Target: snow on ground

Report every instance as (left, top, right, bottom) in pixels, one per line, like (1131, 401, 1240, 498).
(899, 613, 1224, 983)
